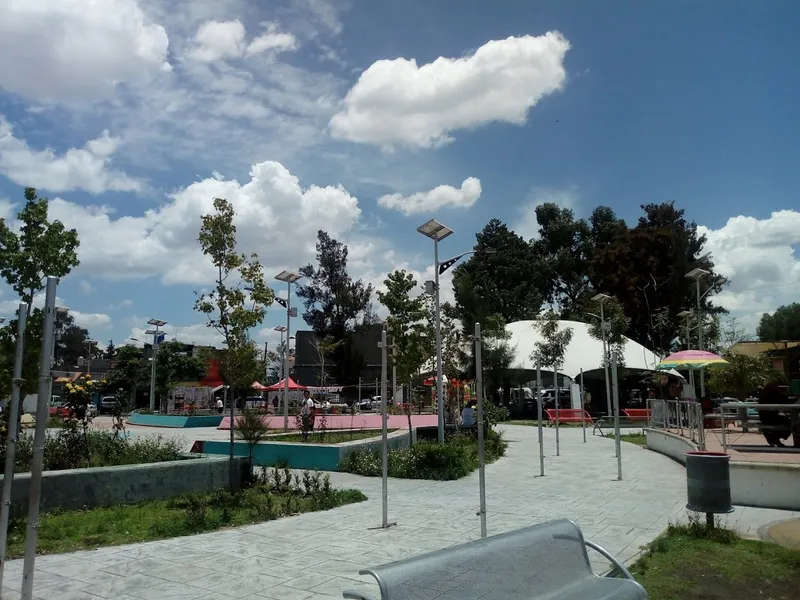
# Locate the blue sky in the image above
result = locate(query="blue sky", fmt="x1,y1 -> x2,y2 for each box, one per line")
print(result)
0,0 -> 798,351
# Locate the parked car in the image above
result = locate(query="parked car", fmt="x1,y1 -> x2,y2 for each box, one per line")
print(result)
99,396 -> 118,414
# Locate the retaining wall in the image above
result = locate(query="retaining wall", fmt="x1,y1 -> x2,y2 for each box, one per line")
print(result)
644,428 -> 800,511
200,428 -> 414,471
128,413 -> 224,428
0,455 -> 249,512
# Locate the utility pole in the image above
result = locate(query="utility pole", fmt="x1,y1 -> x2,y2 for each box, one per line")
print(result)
475,323 -> 487,538
373,326 -> 396,530
536,359 -> 544,477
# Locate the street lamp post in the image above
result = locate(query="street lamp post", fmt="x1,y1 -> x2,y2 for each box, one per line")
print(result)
145,319 -> 167,412
85,339 -> 98,378
274,326 -> 287,411
592,294 -> 614,421
686,268 -> 710,398
275,270 -> 303,432
678,310 -> 696,392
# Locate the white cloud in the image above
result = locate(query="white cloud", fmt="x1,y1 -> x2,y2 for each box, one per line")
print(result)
38,160 -> 364,284
699,210 -> 800,334
125,321 -> 283,350
378,177 -> 481,216
186,19 -> 297,62
0,0 -> 171,103
514,185 -> 578,240
0,116 -> 143,194
78,280 -> 95,295
0,293 -> 111,332
329,32 -> 570,148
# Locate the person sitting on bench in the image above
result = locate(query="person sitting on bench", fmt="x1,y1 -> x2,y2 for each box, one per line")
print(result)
461,401 -> 476,429
758,381 -> 791,447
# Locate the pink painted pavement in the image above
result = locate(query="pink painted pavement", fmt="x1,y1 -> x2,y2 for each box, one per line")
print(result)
217,413 -> 438,430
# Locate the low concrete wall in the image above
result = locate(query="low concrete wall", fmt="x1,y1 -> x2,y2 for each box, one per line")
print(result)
128,413 -> 224,428
201,428 -> 413,471
0,455 -> 249,512
644,428 -> 800,511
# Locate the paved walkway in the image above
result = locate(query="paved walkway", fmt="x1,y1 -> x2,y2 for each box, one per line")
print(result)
4,426 -> 798,600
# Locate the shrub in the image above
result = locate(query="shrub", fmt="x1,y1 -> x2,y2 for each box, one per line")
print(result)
340,430 -> 507,480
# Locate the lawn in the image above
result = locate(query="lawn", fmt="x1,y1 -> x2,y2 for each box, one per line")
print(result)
264,429 -> 395,444
5,468 -> 366,558
609,432 -> 646,446
631,522 -> 800,600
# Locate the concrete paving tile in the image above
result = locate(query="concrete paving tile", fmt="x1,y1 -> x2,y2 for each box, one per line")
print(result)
128,580 -> 211,600
248,585 -> 314,600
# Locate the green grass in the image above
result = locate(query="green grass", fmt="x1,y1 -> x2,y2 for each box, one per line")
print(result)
340,430 -> 508,480
609,432 -> 646,446
5,470 -> 366,558
264,429 -> 396,444
631,521 -> 800,600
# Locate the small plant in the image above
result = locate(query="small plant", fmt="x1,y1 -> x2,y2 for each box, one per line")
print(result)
234,408 -> 269,469
184,497 -> 208,530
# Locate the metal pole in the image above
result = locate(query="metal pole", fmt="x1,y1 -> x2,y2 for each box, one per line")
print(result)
227,386 -> 233,460
475,323 -> 487,538
21,276 -> 57,600
283,281 -> 291,432
600,303 -> 612,420
380,327 -> 389,528
696,279 -> 705,398
149,328 -> 158,412
263,341 -> 268,386
0,303 -> 27,588
392,348 -> 397,406
433,238 -> 445,443
580,368 -> 586,443
554,369 -> 560,456
611,349 -> 622,481
358,376 -> 362,409
536,359 -> 544,477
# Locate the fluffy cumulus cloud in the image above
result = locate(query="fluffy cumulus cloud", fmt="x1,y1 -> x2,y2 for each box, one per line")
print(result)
377,177 -> 481,216
185,19 -> 297,62
0,293 -> 111,331
329,32 -> 571,148
125,320 -> 285,349
0,117 -> 143,193
0,0 -> 171,103
700,210 -> 800,333
35,160 -> 363,285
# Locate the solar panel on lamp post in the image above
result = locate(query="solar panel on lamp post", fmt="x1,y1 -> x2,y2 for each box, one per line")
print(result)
417,219 -> 453,443
685,268 -> 709,398
146,319 -> 167,412
275,271 -> 302,432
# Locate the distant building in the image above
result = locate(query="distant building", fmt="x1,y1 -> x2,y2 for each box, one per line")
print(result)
729,340 -> 800,393
293,325 -> 382,388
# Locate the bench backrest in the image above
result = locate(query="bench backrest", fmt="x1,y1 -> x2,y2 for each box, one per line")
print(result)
623,409 -> 650,418
362,519 -> 597,599
545,409 -> 589,421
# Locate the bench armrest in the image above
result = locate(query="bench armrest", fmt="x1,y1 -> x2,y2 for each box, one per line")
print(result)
552,534 -> 636,581
343,590 -> 377,600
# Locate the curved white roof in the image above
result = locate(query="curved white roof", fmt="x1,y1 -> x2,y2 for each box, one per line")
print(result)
505,319 -> 680,380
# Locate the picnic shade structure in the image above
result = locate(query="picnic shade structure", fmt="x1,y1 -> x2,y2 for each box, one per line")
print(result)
657,350 -> 729,398
263,377 -> 306,392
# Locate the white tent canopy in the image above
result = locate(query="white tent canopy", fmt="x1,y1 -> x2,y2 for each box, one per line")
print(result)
505,319 -> 682,380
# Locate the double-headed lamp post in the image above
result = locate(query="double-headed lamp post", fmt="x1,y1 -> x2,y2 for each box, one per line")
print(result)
418,218 -> 497,443
686,268 -> 709,397
275,270 -> 302,432
145,318 -> 167,412
591,293 -> 614,419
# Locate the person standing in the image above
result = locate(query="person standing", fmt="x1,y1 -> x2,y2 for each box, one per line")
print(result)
300,390 -> 316,437
216,397 -> 224,415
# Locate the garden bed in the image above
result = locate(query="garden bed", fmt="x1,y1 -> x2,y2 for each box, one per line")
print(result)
264,429 -> 396,444
339,430 -> 508,480
631,521 -> 800,599
4,468 -> 366,557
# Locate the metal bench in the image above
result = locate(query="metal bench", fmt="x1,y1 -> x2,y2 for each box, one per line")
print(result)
544,409 -> 593,426
622,408 -> 650,422
342,519 -> 647,599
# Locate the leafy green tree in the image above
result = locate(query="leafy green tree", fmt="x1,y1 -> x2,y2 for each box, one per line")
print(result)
757,303 -> 800,341
585,296 -> 630,368
452,219 -> 545,331
103,345 -> 148,406
531,310 -> 574,389
194,198 -> 274,407
708,351 -> 782,401
104,340 -> 117,360
377,270 -> 431,384
296,230 -> 374,383
154,341 -> 206,403
0,187 -> 81,394
0,187 -> 80,312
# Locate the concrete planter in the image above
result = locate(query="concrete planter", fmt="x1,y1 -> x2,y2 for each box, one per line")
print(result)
128,413 -> 224,428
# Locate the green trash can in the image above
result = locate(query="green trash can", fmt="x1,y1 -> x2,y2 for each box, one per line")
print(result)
685,451 -> 734,526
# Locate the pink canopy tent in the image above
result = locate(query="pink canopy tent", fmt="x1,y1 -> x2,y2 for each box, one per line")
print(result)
264,377 -> 306,391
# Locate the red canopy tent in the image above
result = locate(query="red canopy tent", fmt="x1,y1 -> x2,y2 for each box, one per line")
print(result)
251,382 -> 269,391
264,377 -> 306,391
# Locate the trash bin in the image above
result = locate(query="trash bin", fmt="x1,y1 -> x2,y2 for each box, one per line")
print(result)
685,451 -> 734,521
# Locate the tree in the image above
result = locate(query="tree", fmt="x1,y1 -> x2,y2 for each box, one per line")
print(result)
234,408 -> 270,470
452,219 -> 545,332
308,334 -> 341,386
296,230 -> 374,383
585,296 -> 630,369
0,187 -> 80,312
154,341 -> 206,404
590,202 -> 727,355
531,310 -> 574,389
758,303 -> 800,341
104,345 -> 148,406
708,351 -> 781,401
104,340 -> 117,360
194,198 -> 274,407
52,311 -> 91,369
377,270 -> 431,385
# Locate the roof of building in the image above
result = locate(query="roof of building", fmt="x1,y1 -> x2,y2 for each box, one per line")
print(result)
505,319 -> 681,379
729,340 -> 800,357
